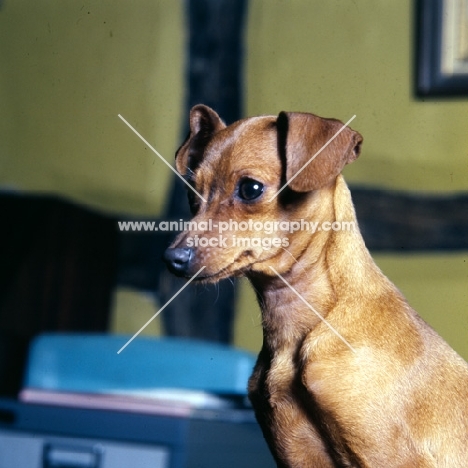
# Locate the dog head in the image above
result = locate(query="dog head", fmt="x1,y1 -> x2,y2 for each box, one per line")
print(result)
163,104 -> 362,282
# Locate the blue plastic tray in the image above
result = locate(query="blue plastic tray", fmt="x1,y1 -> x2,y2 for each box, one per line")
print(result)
24,334 -> 256,395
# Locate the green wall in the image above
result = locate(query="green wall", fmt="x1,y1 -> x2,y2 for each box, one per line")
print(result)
0,0 -> 184,215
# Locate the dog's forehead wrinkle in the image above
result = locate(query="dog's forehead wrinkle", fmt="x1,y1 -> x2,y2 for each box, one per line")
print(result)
197,123 -> 279,190
234,117 -> 277,148
207,123 -> 270,163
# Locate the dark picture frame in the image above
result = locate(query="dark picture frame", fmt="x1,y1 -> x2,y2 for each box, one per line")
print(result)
416,0 -> 468,97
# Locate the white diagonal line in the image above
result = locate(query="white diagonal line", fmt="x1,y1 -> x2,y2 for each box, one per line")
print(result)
117,266 -> 206,354
118,114 -> 207,203
269,266 -> 356,353
269,115 -> 356,202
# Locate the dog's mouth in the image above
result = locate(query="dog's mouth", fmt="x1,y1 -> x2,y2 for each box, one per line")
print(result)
174,248 -> 284,284
180,254 -> 253,284
190,266 -> 247,283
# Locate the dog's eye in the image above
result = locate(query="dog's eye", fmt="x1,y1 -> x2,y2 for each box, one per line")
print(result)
238,178 -> 264,201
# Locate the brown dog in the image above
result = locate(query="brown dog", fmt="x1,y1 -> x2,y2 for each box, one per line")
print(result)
164,105 -> 468,467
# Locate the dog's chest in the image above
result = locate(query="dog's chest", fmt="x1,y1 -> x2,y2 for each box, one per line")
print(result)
249,351 -> 346,467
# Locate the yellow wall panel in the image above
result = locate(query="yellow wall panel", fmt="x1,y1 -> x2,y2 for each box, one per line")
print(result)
0,0 -> 184,215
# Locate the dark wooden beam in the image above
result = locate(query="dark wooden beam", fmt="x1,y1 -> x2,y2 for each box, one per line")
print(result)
158,0 -> 247,343
352,187 -> 468,251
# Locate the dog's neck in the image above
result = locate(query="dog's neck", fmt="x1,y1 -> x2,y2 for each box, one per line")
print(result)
249,176 -> 377,352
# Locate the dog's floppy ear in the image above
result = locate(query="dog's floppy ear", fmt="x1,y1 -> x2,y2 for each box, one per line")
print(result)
175,104 -> 226,175
277,111 -> 362,192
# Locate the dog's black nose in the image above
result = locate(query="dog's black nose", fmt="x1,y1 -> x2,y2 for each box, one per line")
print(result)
163,247 -> 193,276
